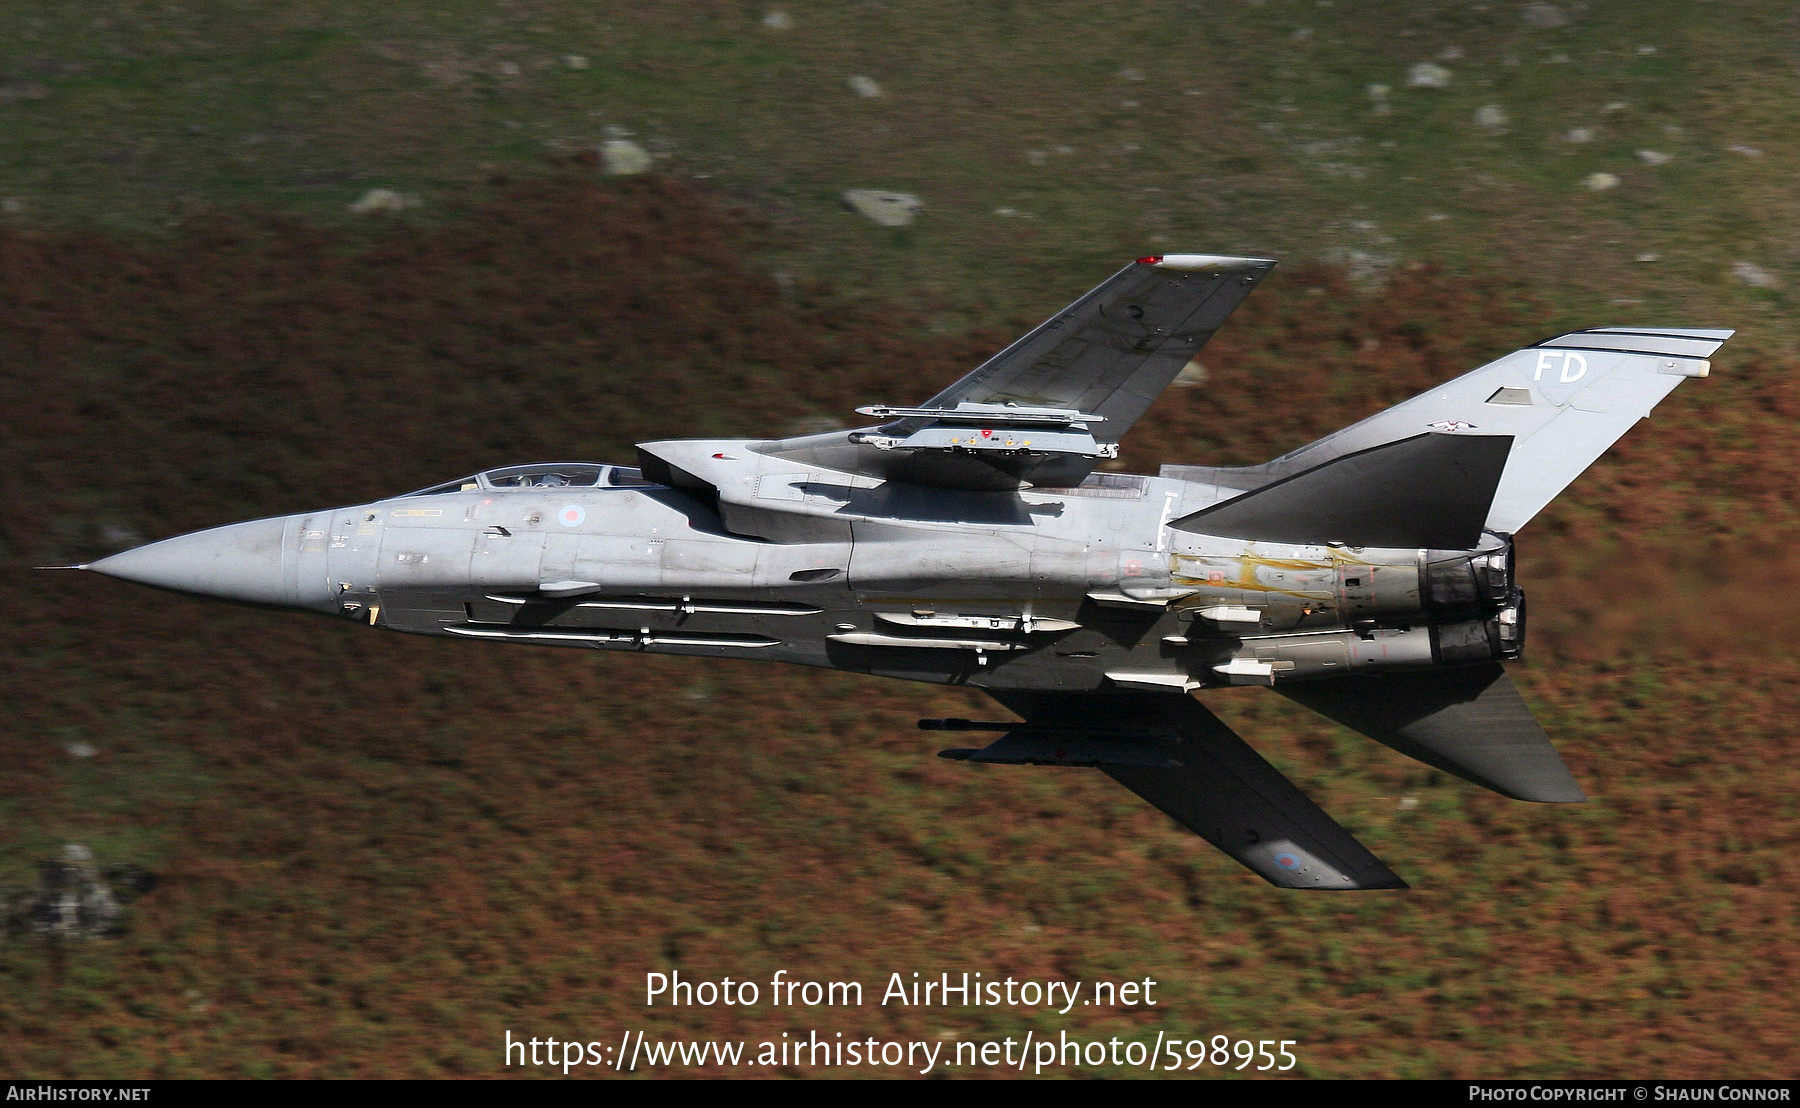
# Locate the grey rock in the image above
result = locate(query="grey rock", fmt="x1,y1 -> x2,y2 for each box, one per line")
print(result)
349,188 -> 418,214
5,844 -> 131,942
841,189 -> 922,227
1732,261 -> 1782,289
600,139 -> 653,175
1522,3 -> 1570,29
1407,62 -> 1451,89
1329,248 -> 1397,288
1474,105 -> 1509,131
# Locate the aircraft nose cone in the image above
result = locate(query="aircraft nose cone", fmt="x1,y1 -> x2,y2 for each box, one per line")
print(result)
87,515 -> 326,610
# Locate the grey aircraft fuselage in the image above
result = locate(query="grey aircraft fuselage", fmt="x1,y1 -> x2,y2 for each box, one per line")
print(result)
77,254 -> 1729,889
140,461 -> 1508,696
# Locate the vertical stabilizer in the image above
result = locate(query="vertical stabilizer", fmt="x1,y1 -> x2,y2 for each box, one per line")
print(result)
1171,328 -> 1730,534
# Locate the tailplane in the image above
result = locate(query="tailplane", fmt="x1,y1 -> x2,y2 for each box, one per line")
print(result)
1279,664 -> 1584,803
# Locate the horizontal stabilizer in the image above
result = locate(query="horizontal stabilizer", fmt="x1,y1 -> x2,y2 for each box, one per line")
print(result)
986,691 -> 1407,890
1278,663 -> 1584,802
1169,433 -> 1513,549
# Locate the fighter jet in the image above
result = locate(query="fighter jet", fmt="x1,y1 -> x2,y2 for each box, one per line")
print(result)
76,255 -> 1730,889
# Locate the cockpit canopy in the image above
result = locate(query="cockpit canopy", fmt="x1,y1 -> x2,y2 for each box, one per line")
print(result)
402,463 -> 657,496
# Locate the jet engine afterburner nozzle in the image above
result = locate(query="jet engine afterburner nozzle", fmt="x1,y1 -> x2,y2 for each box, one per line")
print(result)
1424,532 -> 1516,614
1423,535 -> 1525,665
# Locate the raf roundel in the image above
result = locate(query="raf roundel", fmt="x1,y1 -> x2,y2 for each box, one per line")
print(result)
557,504 -> 586,528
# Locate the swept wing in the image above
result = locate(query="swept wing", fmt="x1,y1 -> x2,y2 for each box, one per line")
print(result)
964,690 -> 1406,890
908,254 -> 1276,446
757,254 -> 1276,490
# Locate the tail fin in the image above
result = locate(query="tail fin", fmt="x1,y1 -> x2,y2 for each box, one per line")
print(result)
1175,328 -> 1730,534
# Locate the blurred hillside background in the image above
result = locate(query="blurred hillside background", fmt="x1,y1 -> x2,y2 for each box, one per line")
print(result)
2,0 -> 1797,1078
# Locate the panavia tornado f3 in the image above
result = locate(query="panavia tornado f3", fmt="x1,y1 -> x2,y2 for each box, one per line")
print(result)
78,255 -> 1731,889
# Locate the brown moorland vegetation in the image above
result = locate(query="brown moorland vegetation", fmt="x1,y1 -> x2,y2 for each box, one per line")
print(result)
2,178 -> 1796,1078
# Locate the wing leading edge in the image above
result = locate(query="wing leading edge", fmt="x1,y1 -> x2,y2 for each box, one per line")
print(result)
912,254 -> 1276,447
972,690 -> 1406,890
757,254 -> 1276,491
